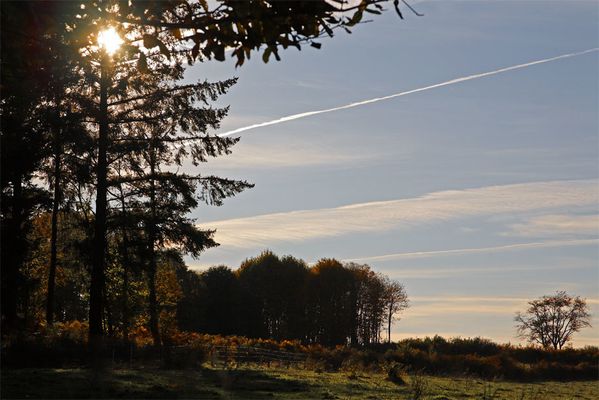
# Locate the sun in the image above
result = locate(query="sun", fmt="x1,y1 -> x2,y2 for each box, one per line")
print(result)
97,27 -> 124,55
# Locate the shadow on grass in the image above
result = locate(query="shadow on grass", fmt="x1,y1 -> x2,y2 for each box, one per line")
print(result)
1,368 -> 222,399
2,367 -> 310,399
201,367 -> 309,394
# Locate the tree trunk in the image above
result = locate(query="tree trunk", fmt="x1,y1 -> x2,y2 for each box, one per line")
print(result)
118,185 -> 131,344
387,307 -> 392,343
147,139 -> 161,347
89,56 -> 109,352
122,256 -> 130,342
147,259 -> 160,346
46,127 -> 61,325
349,289 -> 358,346
104,288 -> 114,336
1,172 -> 23,332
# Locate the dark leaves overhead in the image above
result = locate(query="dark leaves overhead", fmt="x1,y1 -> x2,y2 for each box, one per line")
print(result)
111,0 -> 407,66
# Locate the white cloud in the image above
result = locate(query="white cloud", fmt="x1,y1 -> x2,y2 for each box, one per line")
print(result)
200,180 -> 598,248
405,302 -> 520,318
206,142 -> 378,169
402,295 -> 599,322
507,214 -> 599,238
372,258 -> 596,279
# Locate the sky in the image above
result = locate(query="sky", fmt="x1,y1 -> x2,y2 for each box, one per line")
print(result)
184,0 -> 599,346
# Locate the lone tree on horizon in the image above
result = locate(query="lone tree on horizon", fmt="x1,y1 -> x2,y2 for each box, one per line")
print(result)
515,291 -> 592,350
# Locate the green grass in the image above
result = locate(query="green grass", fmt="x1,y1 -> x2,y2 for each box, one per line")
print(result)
2,365 -> 597,399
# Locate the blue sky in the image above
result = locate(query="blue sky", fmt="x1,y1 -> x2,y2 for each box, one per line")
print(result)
184,1 -> 599,346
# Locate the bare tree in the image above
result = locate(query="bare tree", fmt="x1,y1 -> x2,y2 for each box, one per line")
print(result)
515,291 -> 592,349
382,278 -> 409,343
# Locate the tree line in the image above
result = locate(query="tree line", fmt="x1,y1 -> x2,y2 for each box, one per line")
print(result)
21,222 -> 409,347
186,252 -> 408,346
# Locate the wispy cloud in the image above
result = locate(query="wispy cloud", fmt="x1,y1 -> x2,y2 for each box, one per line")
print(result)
200,180 -> 598,248
345,239 -> 599,263
405,303 -> 521,318
404,296 -> 599,318
506,214 -> 599,238
218,48 -> 598,137
411,296 -> 529,303
372,259 -> 596,279
206,142 -> 379,169
401,296 -> 531,324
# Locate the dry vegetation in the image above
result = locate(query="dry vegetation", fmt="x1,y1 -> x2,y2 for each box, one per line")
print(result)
2,365 -> 597,399
3,330 -> 598,399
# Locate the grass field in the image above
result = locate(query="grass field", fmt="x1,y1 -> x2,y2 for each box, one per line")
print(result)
2,365 -> 597,399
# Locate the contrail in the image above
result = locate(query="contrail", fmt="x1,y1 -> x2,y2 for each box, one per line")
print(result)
342,238 -> 599,263
218,48 -> 598,137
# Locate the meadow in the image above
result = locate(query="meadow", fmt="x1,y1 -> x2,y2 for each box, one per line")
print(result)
2,365 -> 597,399
3,331 -> 598,399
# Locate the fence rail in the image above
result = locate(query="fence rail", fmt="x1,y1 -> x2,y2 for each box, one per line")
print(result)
206,345 -> 307,366
82,342 -> 309,368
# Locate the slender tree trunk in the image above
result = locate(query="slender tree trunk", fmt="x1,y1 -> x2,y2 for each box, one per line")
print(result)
147,259 -> 160,346
387,307 -> 392,343
118,185 -> 131,343
122,255 -> 130,342
46,126 -> 61,325
89,56 -> 109,350
1,172 -> 23,332
147,139 -> 161,347
349,289 -> 358,346
104,287 -> 114,337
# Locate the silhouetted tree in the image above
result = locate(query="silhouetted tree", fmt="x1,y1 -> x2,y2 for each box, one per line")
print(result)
39,48 -> 90,326
307,259 -> 355,345
237,251 -> 309,340
23,212 -> 91,325
347,263 -> 383,345
1,2 -> 54,332
382,277 -> 409,343
201,266 -> 240,335
515,291 -> 592,349
174,262 -> 205,333
109,74 -> 250,345
65,14 -> 252,346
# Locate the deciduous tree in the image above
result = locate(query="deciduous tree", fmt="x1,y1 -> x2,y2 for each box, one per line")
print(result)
515,291 -> 591,350
382,277 -> 408,343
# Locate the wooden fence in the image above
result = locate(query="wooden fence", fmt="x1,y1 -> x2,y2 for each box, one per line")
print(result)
206,345 -> 307,367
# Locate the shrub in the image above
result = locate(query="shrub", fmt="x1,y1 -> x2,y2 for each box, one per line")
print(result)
161,345 -> 206,369
408,371 -> 429,400
386,363 -> 406,385
3,329 -> 597,381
